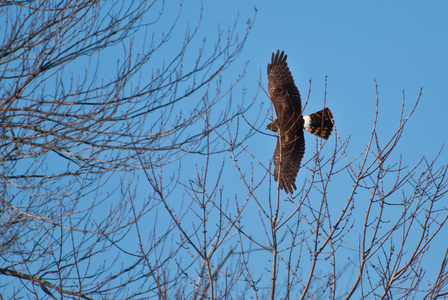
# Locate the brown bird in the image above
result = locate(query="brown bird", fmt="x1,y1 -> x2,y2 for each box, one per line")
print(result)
266,50 -> 334,194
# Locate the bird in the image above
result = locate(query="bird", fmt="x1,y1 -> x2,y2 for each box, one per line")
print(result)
266,50 -> 334,194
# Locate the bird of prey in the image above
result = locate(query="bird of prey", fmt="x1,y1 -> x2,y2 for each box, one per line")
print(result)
266,50 -> 334,194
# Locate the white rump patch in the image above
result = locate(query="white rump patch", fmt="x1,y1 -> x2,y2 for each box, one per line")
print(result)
303,115 -> 311,130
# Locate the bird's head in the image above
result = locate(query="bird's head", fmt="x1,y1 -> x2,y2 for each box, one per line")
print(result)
266,121 -> 279,132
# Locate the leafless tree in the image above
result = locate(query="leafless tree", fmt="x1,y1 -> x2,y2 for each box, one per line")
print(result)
222,79 -> 448,299
1,0 -> 258,298
134,74 -> 448,299
2,1 -> 448,299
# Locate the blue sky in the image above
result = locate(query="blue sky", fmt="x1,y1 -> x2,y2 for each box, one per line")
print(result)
245,2 -> 445,157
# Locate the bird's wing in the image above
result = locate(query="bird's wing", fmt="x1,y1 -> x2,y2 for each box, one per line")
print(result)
267,50 -> 302,123
273,130 -> 305,194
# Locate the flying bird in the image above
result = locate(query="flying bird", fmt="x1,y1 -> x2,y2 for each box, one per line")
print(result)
266,50 -> 334,194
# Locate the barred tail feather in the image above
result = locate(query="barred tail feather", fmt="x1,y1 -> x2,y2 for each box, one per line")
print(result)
303,108 -> 334,140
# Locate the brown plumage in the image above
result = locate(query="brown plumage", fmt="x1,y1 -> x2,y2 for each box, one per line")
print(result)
266,50 -> 334,194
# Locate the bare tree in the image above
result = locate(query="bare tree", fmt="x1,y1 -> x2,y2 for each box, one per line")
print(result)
1,0 -> 258,298
138,74 -> 448,299
220,79 -> 448,299
2,1 -> 448,299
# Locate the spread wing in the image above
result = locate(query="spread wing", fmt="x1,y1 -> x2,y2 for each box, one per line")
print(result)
273,131 -> 305,194
267,50 -> 305,194
267,50 -> 302,124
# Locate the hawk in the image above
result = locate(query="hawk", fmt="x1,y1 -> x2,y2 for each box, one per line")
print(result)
266,50 -> 334,194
